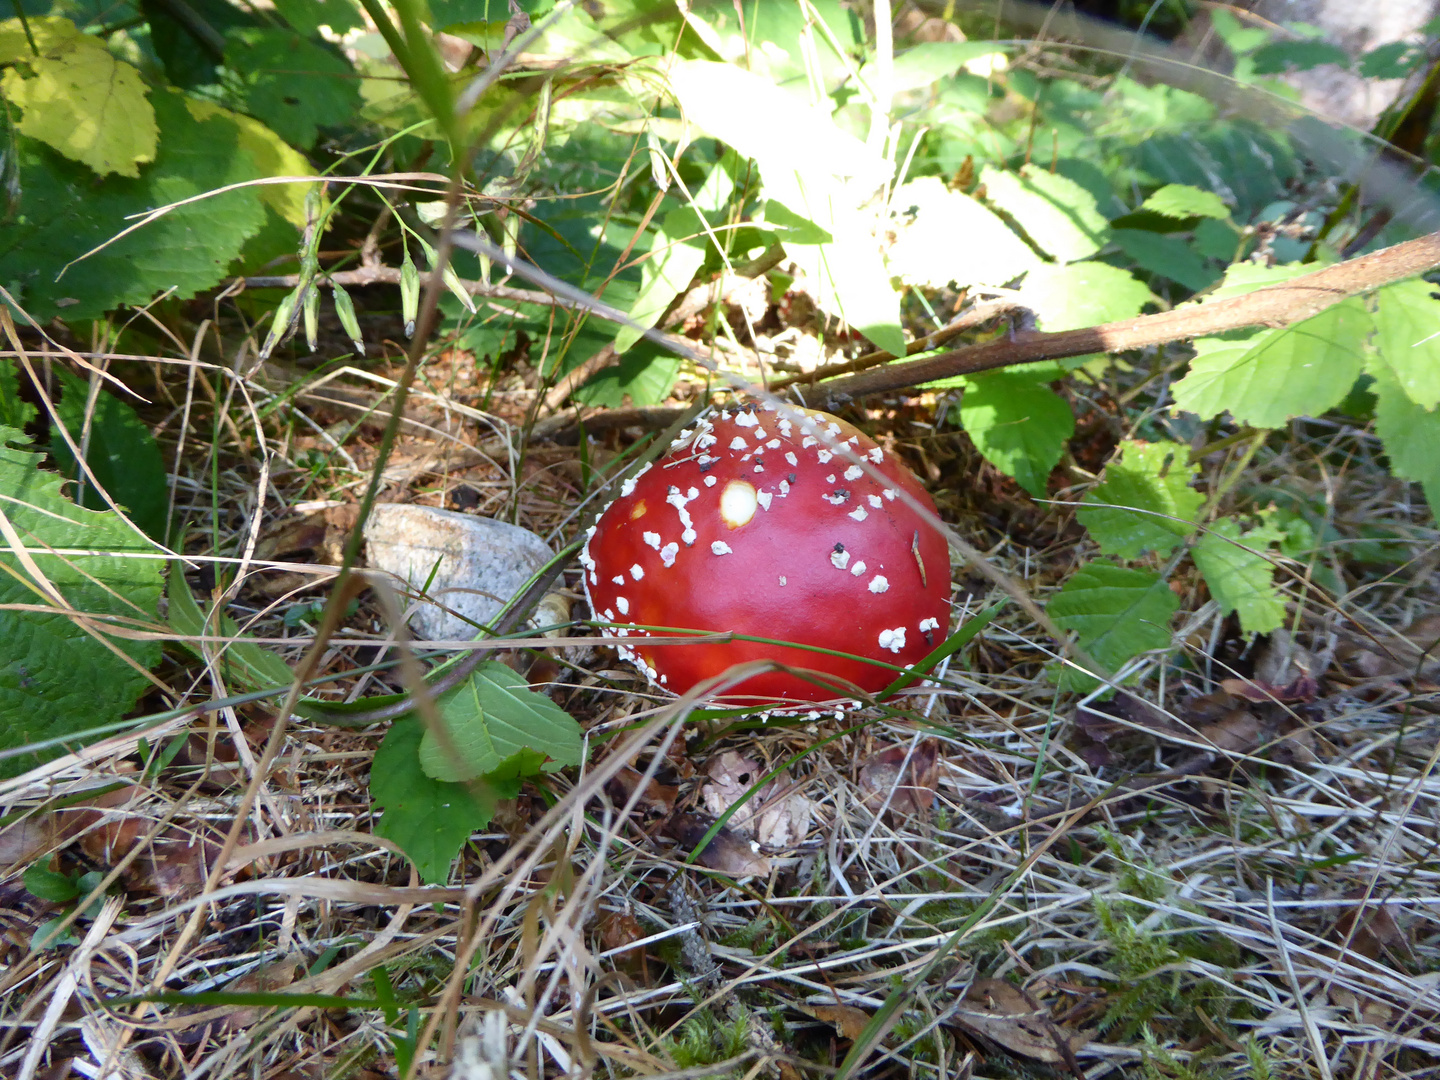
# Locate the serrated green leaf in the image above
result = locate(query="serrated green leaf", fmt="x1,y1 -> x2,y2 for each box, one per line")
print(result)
0,364 -> 36,431
1141,183 -> 1232,221
1369,279 -> 1440,411
167,566 -> 296,693
185,99 -> 317,230
1048,562 -> 1179,692
224,29 -> 360,150
1172,297 -> 1371,426
980,163 -> 1108,263
1110,229 -> 1219,292
1192,517 -> 1286,634
888,177 -> 1041,291
48,367 -> 169,542
1079,440 -> 1202,558
0,426 -> 162,778
1019,261 -> 1151,332
0,89 -> 268,323
1197,260 -> 1310,302
417,660 -> 582,783
956,373 -> 1073,498
0,19 -> 156,177
23,864 -> 78,902
1372,367 -> 1440,515
370,716 -> 516,885
1358,41 -> 1425,80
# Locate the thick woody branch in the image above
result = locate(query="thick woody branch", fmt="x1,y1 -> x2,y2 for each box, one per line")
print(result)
808,230 -> 1440,407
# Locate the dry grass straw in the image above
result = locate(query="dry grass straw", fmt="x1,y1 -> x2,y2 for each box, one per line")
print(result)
2,287 -> 1439,1080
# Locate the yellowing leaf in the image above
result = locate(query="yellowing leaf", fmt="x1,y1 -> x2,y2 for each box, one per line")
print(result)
0,27 -> 156,177
0,15 -> 82,61
185,98 -> 315,229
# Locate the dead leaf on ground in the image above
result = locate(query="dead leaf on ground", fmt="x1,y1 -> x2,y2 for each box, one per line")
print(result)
598,905 -> 648,976
797,1003 -> 871,1042
606,766 -> 679,815
663,813 -> 770,878
700,751 -> 812,850
948,979 -> 1089,1065
859,739 -> 941,817
1337,614 -> 1440,682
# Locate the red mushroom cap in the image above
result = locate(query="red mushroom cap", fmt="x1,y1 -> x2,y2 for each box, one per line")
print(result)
581,404 -> 951,706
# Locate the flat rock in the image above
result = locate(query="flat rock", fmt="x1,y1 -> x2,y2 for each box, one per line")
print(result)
363,504 -> 552,642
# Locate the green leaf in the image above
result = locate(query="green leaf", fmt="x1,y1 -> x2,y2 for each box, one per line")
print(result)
869,41 -> 1009,93
0,18 -> 157,178
614,197 -> 716,355
272,0 -> 363,37
48,367 -> 169,542
1193,218 -> 1244,262
0,426 -> 163,779
0,88 -> 268,323
574,340 -> 681,408
1048,562 -> 1179,692
185,99 -> 317,230
666,60 -> 902,355
1078,439 -> 1203,558
1172,297 -> 1372,427
1372,367 -> 1440,515
980,163 -> 1108,263
225,29 -> 360,150
0,363 -> 36,431
888,177 -> 1041,291
1358,41 -> 1425,79
370,716 -> 520,885
417,660 -> 582,783
1140,183 -> 1232,221
1250,40 -> 1350,74
23,864 -> 79,902
956,373 -> 1073,498
1110,229 -> 1219,292
1019,261 -> 1151,332
167,565 -> 296,693
1192,516 -> 1286,634
1370,279 -> 1440,411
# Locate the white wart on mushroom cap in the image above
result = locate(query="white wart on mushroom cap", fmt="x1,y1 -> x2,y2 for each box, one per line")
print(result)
581,403 -> 952,705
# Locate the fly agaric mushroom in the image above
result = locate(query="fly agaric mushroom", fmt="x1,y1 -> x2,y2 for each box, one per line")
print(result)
581,403 -> 951,706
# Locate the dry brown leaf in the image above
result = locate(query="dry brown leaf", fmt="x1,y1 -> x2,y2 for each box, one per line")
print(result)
859,739 -> 941,817
700,751 -> 812,850
598,906 -> 648,975
798,1003 -> 871,1042
606,766 -> 679,815
663,813 -> 770,878
948,979 -> 1089,1065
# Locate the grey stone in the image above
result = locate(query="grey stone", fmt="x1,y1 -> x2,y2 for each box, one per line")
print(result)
363,504 -> 552,642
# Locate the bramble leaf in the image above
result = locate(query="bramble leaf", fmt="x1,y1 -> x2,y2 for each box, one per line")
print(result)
1141,183 -> 1231,221
370,717 -> 519,885
957,372 -> 1073,497
0,18 -> 157,177
1372,367 -> 1440,515
981,163 -> 1108,263
1048,562 -> 1179,692
0,426 -> 163,778
1110,229 -> 1218,292
1020,261 -> 1152,331
0,364 -> 36,431
1370,279 -> 1440,411
1192,516 -> 1287,634
417,660 -> 582,783
1078,440 -> 1203,559
1171,297 -> 1371,427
